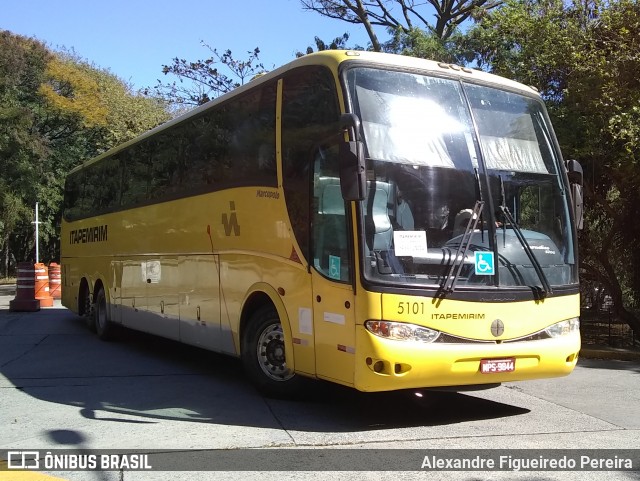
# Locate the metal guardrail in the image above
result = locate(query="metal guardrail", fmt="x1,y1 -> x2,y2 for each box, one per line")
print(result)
580,308 -> 638,348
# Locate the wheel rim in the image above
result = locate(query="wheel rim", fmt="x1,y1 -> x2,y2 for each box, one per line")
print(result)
256,322 -> 294,382
83,289 -> 92,317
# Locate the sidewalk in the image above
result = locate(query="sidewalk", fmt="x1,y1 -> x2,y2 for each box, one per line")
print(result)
579,344 -> 640,362
1,284 -> 638,362
0,283 -> 62,310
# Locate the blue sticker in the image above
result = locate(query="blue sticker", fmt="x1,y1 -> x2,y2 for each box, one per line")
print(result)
474,251 -> 495,276
328,255 -> 341,280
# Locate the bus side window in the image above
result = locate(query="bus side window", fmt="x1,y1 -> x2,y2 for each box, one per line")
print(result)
226,83 -> 277,182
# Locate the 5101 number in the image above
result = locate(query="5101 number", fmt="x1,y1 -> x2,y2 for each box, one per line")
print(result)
397,302 -> 426,315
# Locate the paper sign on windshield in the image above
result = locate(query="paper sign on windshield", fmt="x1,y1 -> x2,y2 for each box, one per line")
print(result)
394,231 -> 429,257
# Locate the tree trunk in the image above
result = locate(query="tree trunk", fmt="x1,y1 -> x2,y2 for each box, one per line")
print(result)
599,246 -> 640,338
354,0 -> 382,51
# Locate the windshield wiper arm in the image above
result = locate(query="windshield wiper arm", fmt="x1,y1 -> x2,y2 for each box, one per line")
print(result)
441,200 -> 484,294
499,205 -> 553,296
497,175 -> 552,296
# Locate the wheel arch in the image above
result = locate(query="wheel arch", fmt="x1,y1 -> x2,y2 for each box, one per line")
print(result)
239,283 -> 295,372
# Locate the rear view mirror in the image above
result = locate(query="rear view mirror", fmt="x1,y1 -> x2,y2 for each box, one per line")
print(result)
566,159 -> 584,230
338,113 -> 366,201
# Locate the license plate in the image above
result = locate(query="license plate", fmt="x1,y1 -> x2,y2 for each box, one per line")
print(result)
480,358 -> 515,374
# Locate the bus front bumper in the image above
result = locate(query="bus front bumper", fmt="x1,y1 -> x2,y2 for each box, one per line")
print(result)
353,325 -> 581,392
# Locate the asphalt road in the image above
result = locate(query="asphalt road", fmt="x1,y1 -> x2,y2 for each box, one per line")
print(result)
0,288 -> 639,481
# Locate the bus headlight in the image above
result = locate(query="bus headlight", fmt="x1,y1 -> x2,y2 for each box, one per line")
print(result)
365,320 -> 441,343
544,317 -> 580,337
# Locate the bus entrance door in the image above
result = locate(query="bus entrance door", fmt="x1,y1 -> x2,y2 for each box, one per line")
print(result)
311,176 -> 356,386
312,272 -> 356,386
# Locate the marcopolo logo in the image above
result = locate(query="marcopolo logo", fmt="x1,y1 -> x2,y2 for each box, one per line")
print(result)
491,319 -> 505,337
222,201 -> 240,237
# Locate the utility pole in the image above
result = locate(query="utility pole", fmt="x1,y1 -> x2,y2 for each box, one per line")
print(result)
32,202 -> 41,264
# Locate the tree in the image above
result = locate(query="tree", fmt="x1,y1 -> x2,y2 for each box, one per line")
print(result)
296,33 -> 353,57
383,24 -> 474,62
149,42 -> 266,107
469,0 -> 640,336
0,30 -> 170,275
68,54 -> 170,149
300,0 -> 502,52
39,57 -> 110,129
0,31 -> 51,274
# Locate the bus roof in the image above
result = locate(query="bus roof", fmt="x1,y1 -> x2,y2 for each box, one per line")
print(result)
68,50 -> 540,175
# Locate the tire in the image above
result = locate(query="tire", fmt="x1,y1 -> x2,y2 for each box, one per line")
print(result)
242,305 -> 303,398
93,287 -> 115,341
80,283 -> 95,331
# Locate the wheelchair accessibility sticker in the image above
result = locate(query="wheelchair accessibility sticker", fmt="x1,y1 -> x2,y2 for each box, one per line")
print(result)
329,255 -> 341,280
474,251 -> 495,276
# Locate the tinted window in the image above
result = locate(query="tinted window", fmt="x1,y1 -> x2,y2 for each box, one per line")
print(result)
281,66 -> 340,267
64,80 -> 278,220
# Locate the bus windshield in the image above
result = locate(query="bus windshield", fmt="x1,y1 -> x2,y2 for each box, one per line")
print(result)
345,67 -> 578,290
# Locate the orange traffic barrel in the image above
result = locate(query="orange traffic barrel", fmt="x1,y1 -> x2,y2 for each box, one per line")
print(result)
9,262 -> 40,312
49,262 -> 62,299
34,262 -> 54,308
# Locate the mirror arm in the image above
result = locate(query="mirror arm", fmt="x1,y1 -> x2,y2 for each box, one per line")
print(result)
338,113 -> 366,201
340,113 -> 361,142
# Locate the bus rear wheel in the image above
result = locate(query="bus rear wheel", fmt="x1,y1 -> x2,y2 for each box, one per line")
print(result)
93,287 -> 114,340
242,306 -> 302,397
80,282 -> 94,331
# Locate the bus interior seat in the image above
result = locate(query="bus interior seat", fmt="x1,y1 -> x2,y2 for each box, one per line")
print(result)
369,182 -> 393,251
453,208 -> 473,238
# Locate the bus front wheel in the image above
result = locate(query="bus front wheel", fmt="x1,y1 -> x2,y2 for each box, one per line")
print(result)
242,306 -> 302,397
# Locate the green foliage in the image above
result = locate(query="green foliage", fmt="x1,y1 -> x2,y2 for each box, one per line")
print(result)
0,30 -> 170,275
468,0 -> 582,102
383,26 -> 475,63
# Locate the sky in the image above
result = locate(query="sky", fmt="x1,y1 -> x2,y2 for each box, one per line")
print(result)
1,0 -> 377,91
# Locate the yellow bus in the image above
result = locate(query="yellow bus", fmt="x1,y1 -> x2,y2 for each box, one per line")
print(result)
61,50 -> 583,397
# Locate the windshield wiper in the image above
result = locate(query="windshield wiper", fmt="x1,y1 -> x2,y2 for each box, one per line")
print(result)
441,200 -> 484,294
498,176 -> 552,296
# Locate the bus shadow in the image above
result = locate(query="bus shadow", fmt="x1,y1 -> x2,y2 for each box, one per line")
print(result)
269,382 -> 529,432
1,307 -> 529,435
